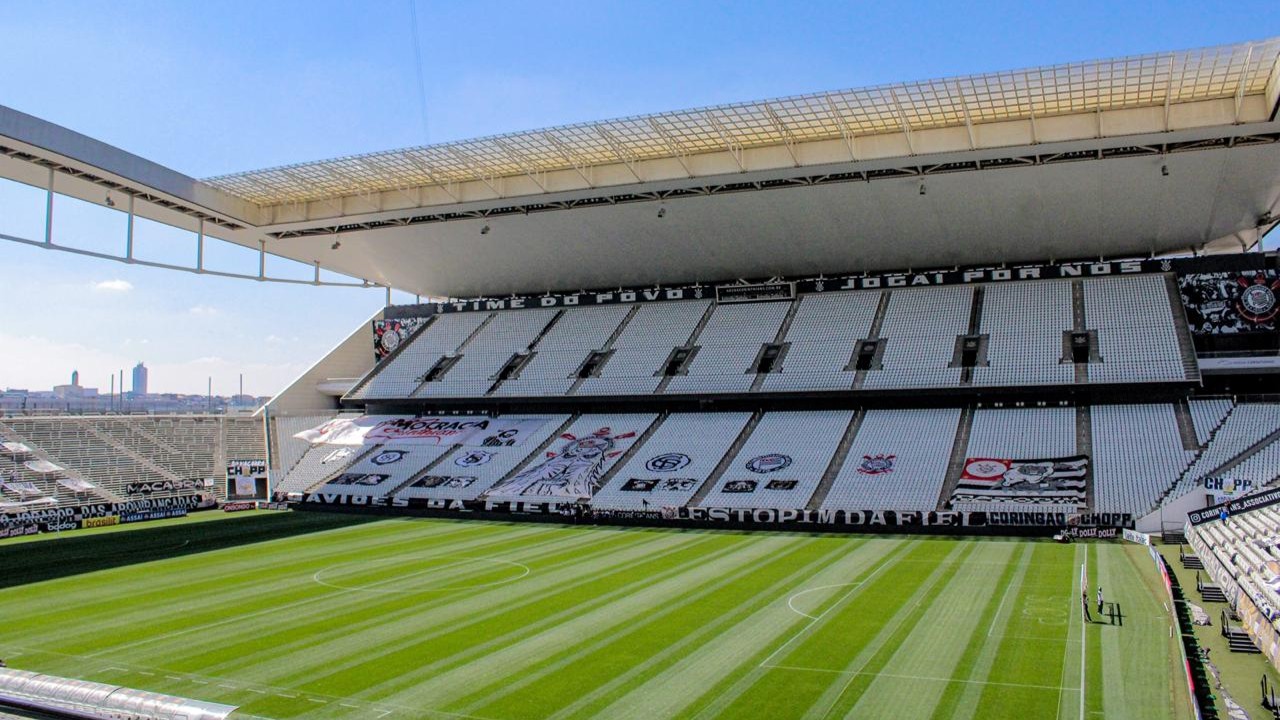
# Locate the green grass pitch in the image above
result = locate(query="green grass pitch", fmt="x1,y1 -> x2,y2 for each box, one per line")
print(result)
0,511 -> 1191,719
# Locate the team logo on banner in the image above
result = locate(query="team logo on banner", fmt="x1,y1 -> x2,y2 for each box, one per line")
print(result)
371,450 -> 408,466
411,475 -> 477,489
746,454 -> 791,474
857,454 -> 896,474
454,450 -> 495,467
723,480 -> 758,493
951,455 -> 1089,505
1236,273 -> 1280,323
661,478 -> 698,492
322,447 -> 355,464
480,430 -> 521,447
621,478 -> 660,492
765,480 -> 799,491
328,473 -> 391,487
486,426 -> 637,499
645,453 -> 691,472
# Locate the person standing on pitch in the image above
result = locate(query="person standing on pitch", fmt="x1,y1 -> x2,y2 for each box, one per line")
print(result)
1096,586 -> 1104,616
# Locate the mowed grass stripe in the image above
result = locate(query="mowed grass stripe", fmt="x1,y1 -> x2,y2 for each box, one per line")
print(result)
78,522 -> 569,661
932,541 -> 1035,720
798,541 -> 978,720
581,538 -> 911,720
673,539 -> 935,720
840,541 -> 1016,719
455,537 -> 855,719
209,528 -> 705,687
968,542 -> 1076,720
21,519 -> 531,654
363,533 -> 790,708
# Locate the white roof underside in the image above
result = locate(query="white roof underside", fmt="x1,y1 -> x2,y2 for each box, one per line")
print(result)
205,37 -> 1280,206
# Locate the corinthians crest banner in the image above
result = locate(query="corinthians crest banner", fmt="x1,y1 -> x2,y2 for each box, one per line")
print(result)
951,455 -> 1088,505
294,416 -> 548,448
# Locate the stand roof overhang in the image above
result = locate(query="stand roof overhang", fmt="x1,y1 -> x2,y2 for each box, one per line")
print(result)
2,37 -> 1279,297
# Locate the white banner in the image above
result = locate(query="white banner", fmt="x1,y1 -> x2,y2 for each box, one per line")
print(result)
57,477 -> 97,492
23,459 -> 62,474
295,416 -> 548,448
487,426 -> 640,499
1,442 -> 31,455
1,480 -> 42,497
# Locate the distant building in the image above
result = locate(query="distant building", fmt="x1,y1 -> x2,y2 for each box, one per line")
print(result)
131,363 -> 148,397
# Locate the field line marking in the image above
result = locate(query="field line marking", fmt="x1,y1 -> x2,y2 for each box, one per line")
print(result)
786,583 -> 862,620
758,553 -> 900,669
988,580 -> 1016,638
1078,553 -> 1087,720
762,663 -> 1079,692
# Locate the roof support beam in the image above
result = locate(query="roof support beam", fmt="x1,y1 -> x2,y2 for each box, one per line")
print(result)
593,124 -> 644,183
704,110 -> 745,172
493,138 -> 549,192
889,89 -> 916,155
823,94 -> 858,162
646,118 -> 693,177
541,131 -> 595,187
762,103 -> 799,167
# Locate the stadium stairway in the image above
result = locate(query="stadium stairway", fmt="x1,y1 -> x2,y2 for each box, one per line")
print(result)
654,302 -> 718,394
487,309 -> 567,395
688,411 -> 762,507
1174,399 -> 1203,451
382,444 -> 459,498
594,413 -> 669,490
479,414 -> 579,499
852,291 -> 891,390
1151,404 -> 1238,512
1201,426 -> 1280,484
1198,573 -> 1229,603
749,297 -> 803,392
409,311 -> 497,397
1076,405 -> 1095,511
1164,274 -> 1202,382
958,286 -> 985,386
302,444 -> 383,494
1223,622 -> 1263,653
805,409 -> 865,510
935,406 -> 975,510
1070,280 -> 1089,384
568,306 -> 640,395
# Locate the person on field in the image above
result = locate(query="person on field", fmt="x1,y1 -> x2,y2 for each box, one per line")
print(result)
1096,586 -> 1104,615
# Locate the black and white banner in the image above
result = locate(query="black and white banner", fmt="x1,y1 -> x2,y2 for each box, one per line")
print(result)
295,416 -> 548,448
1179,270 -> 1280,335
951,455 -> 1088,505
486,426 -> 640,499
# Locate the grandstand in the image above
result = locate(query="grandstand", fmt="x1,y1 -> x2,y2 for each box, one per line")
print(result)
2,33 -> 1280,720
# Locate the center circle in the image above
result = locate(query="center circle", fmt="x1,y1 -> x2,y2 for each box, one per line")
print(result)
313,555 -> 530,594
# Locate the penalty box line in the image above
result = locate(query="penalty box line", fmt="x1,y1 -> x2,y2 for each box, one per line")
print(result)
760,663 -> 1080,693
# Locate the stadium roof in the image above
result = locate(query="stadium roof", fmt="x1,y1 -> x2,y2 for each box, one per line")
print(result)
205,38 -> 1280,206
2,37 -> 1280,297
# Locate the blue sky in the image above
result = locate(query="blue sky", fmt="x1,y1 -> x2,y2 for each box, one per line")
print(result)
1,1 -> 1276,395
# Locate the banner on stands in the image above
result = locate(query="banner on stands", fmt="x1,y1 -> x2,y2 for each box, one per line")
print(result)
294,416 -> 549,448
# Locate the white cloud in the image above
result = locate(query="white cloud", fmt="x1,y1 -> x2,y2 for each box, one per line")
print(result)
92,279 -> 134,293
188,304 -> 220,317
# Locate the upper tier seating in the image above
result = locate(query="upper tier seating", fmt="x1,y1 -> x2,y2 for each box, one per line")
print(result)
576,301 -> 711,396
416,308 -> 559,398
697,410 -> 853,509
1091,404 -> 1192,515
971,281 -> 1074,387
861,286 -> 972,389
493,306 -> 632,397
760,291 -> 879,392
1083,275 -> 1186,383
820,408 -> 961,511
355,274 -> 1195,401
591,412 -> 752,510
351,312 -> 490,399
665,302 -> 790,394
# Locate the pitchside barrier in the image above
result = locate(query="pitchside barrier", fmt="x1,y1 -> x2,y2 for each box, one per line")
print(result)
295,493 -> 1133,537
0,496 -> 210,539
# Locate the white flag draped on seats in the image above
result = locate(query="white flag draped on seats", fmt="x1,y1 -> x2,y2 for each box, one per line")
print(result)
23,459 -> 62,475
